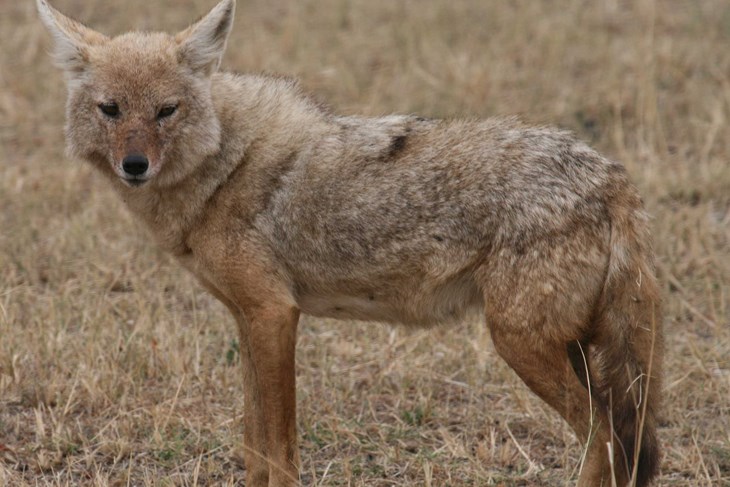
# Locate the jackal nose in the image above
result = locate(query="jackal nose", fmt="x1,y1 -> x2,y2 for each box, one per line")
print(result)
122,154 -> 149,176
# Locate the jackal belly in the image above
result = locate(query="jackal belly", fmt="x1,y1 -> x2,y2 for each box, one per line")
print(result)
294,264 -> 484,327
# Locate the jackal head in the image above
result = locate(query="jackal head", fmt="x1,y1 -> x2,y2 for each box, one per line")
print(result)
37,0 -> 235,188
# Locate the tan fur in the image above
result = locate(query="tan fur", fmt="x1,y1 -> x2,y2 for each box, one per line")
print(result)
37,1 -> 663,485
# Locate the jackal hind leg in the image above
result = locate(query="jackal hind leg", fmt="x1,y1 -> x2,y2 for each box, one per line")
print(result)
477,243 -> 617,485
487,323 -> 614,486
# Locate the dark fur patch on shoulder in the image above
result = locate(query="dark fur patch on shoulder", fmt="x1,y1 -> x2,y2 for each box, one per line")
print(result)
386,134 -> 409,159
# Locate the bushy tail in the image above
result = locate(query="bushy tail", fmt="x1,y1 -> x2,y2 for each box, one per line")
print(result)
593,187 -> 663,486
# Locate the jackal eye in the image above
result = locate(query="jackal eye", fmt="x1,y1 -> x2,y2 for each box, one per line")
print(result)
98,102 -> 120,118
157,105 -> 178,119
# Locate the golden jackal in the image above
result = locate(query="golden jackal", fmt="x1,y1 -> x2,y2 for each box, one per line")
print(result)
37,0 -> 662,485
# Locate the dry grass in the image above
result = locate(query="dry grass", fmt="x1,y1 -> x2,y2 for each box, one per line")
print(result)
1,0 -> 729,485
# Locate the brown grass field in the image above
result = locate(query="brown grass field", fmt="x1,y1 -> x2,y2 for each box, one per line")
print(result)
1,0 -> 729,485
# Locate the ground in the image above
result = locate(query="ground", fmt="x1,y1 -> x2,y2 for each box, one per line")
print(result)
0,0 -> 728,485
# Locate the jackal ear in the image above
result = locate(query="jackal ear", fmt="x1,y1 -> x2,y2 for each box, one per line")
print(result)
36,0 -> 108,76
176,0 -> 236,76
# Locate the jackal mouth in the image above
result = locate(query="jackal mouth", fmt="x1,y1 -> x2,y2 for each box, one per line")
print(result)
122,176 -> 149,187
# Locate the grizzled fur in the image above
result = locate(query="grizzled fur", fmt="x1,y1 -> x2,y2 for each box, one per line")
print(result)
37,0 -> 663,485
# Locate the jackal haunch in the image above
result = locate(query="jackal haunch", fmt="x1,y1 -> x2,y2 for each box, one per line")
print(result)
37,0 -> 662,485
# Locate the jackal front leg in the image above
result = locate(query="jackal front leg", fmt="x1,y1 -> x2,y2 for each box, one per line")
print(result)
211,255 -> 301,487
238,302 -> 300,486
195,271 -> 299,487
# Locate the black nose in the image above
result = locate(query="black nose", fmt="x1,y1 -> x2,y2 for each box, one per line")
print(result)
122,154 -> 149,176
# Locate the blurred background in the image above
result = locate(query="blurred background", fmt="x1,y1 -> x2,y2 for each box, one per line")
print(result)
1,0 -> 728,485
